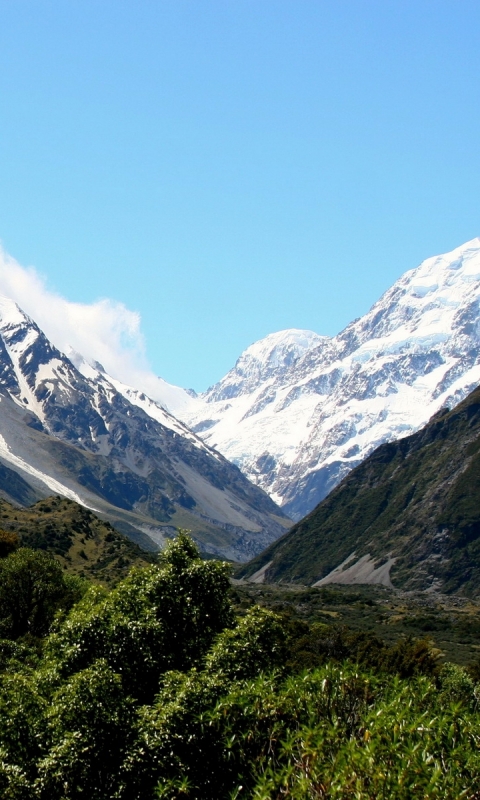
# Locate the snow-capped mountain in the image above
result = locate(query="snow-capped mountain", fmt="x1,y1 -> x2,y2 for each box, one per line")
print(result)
175,238 -> 480,520
0,297 -> 289,560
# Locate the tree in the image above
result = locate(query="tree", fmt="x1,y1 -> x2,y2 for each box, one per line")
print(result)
35,660 -> 134,800
0,548 -> 79,639
46,532 -> 234,701
120,607 -> 286,800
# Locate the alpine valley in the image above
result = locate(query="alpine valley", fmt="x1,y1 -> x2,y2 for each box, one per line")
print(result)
173,238 -> 480,520
1,237 -> 480,568
0,297 -> 289,562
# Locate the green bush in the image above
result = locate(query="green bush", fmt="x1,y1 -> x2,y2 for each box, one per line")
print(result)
0,548 -> 84,639
285,619 -> 439,678
35,659 -> 134,800
46,532 -> 233,700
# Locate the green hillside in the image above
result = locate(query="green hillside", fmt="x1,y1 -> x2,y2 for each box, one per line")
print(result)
239,384 -> 480,595
0,495 -> 152,583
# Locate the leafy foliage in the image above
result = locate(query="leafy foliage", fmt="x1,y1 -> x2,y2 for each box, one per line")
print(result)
0,548 -> 84,639
46,532 -> 233,700
35,660 -> 134,800
236,667 -> 480,800
0,533 -> 479,799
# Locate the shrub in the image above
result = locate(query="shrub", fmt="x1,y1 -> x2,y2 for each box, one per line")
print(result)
0,549 -> 82,639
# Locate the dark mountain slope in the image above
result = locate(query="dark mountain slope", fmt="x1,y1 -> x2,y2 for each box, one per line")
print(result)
0,459 -> 40,506
238,384 -> 480,595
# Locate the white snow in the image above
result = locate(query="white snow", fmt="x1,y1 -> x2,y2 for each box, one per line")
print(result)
0,295 -> 32,328
0,425 -> 88,505
241,329 -> 325,367
174,238 -> 480,514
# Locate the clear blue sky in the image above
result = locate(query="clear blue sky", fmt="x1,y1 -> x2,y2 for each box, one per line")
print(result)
1,0 -> 479,390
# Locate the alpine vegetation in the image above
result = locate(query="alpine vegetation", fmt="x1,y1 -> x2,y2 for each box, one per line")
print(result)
1,533 -> 480,799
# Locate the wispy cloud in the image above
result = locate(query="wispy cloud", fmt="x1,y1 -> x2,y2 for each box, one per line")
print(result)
0,246 -> 190,411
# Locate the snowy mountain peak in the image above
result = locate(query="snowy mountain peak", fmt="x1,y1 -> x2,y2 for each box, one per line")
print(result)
332,237 -> 480,360
395,236 -> 480,302
420,236 -> 480,275
241,328 -> 328,371
0,295 -> 32,328
204,329 -> 326,402
179,238 -> 480,520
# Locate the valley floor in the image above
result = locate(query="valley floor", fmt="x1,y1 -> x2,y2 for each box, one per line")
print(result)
232,581 -> 480,667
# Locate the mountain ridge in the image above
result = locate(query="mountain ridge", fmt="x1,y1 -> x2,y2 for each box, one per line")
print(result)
174,238 -> 480,519
0,297 -> 290,561
0,494 -> 153,582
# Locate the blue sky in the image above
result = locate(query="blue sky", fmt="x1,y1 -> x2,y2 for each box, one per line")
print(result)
0,1 -> 479,391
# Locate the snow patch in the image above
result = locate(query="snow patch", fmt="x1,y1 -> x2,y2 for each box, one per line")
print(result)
0,428 -> 88,506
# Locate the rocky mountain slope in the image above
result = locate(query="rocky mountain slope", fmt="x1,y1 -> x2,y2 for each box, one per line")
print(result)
0,297 -> 289,561
176,239 -> 480,520
238,383 -> 480,596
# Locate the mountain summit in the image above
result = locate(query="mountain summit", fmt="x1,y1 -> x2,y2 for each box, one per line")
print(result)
0,296 -> 289,560
177,238 -> 480,519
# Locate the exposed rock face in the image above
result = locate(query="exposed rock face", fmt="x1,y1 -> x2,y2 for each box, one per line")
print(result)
0,298 -> 289,560
177,239 -> 480,519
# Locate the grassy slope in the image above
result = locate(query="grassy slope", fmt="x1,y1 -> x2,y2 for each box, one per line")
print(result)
238,384 -> 480,595
0,495 -> 153,583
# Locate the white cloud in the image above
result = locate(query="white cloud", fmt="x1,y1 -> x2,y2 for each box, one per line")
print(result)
0,245 -> 192,412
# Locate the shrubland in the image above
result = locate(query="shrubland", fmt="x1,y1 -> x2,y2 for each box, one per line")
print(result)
1,535 -> 480,799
